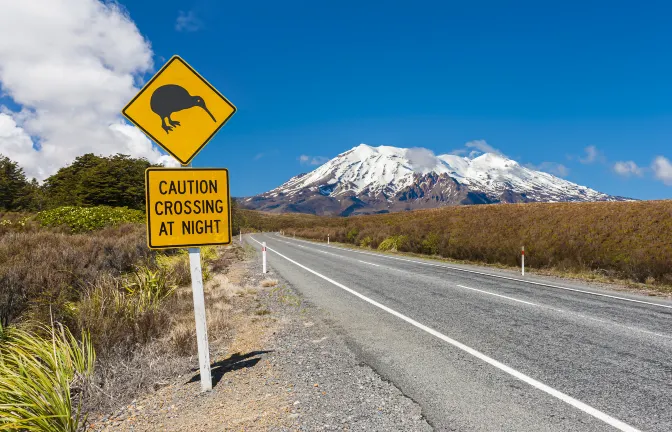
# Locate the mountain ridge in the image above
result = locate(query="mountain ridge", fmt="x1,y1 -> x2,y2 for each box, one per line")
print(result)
242,144 -> 630,216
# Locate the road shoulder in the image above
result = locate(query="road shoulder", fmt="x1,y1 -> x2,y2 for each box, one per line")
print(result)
91,244 -> 431,431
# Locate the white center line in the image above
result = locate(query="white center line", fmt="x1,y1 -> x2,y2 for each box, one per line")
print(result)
250,236 -> 640,432
358,259 -> 380,267
456,284 -> 538,306
270,236 -> 672,340
280,234 -> 672,310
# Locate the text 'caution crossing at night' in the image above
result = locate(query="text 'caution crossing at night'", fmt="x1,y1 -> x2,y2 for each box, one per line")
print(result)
145,168 -> 231,249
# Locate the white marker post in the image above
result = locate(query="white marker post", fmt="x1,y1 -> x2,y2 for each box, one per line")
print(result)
262,242 -> 267,274
239,230 -> 242,243
328,234 -> 330,245
521,246 -> 525,276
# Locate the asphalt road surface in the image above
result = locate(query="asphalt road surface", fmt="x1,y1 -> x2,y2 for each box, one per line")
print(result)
246,233 -> 672,432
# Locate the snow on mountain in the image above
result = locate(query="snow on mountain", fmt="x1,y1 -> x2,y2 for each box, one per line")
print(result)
244,144 -> 628,216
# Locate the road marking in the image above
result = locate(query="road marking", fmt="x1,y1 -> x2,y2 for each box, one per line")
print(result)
268,236 -> 672,340
280,234 -> 672,311
250,236 -> 640,432
456,284 -> 538,306
358,259 -> 380,267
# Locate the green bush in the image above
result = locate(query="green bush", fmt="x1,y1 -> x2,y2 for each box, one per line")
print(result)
378,235 -> 408,252
0,322 -> 95,432
346,227 -> 359,243
360,236 -> 373,248
36,206 -> 144,233
422,232 -> 441,255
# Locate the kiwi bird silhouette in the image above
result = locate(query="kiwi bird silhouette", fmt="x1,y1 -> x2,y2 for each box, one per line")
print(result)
150,84 -> 216,133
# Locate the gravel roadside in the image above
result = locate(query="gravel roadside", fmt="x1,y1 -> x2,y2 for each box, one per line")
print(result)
91,245 -> 431,431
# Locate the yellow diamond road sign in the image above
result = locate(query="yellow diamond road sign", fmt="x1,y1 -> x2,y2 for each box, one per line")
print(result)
123,56 -> 236,165
145,167 -> 231,249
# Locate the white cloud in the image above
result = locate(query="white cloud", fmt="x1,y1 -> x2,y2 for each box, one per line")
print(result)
613,161 -> 643,177
298,154 -> 328,166
176,10 -> 202,32
533,162 -> 570,178
651,156 -> 672,185
0,0 -> 178,180
578,145 -> 603,164
465,139 -> 502,156
405,147 -> 437,171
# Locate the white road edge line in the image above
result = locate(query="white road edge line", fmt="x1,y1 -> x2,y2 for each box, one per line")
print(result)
358,260 -> 380,267
249,236 -> 640,432
456,284 -> 538,306
281,234 -> 672,310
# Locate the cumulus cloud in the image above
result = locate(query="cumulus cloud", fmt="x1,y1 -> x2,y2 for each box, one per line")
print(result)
651,156 -> 672,185
533,162 -> 570,178
613,161 -> 643,177
448,140 -> 503,158
298,155 -> 328,166
0,0 -> 178,180
578,145 -> 603,164
405,147 -> 438,171
176,10 -> 202,32
465,139 -> 502,156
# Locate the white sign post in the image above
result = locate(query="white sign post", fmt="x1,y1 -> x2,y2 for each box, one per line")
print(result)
189,247 -> 212,392
521,246 -> 525,276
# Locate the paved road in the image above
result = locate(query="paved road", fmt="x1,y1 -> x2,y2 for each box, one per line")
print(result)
246,233 -> 672,431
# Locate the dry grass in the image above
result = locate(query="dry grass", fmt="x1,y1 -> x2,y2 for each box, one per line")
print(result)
240,201 -> 672,291
261,279 -> 279,287
0,215 -> 248,417
0,223 -> 151,327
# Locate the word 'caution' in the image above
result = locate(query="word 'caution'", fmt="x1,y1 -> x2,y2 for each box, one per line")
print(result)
145,168 -> 231,249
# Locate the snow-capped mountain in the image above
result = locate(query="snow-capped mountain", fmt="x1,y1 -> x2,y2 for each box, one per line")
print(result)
243,144 -> 629,216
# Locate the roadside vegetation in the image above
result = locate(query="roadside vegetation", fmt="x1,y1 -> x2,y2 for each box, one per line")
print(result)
0,153 -> 246,430
238,200 -> 672,293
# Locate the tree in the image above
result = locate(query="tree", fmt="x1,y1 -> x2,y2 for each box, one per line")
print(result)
0,155 -> 31,211
43,154 -> 153,210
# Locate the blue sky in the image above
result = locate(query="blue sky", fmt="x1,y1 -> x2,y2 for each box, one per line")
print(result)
2,1 -> 671,199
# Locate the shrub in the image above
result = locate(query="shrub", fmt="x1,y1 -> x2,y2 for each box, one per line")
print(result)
0,224 -> 150,327
241,201 -> 672,289
346,227 -> 359,243
75,267 -> 178,359
422,232 -> 441,255
36,206 -> 144,233
0,322 -> 95,432
378,235 -> 408,252
360,236 -> 373,248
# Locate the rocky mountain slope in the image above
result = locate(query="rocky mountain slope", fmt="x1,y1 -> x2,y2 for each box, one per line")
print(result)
242,144 -> 628,216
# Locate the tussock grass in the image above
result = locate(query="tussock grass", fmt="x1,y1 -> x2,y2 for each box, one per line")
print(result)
240,201 -> 672,291
261,279 -> 279,287
0,215 -> 244,418
0,322 -> 95,432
